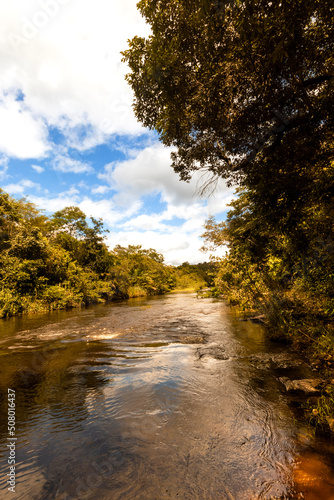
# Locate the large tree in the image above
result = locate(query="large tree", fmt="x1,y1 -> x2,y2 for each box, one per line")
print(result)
122,0 -> 334,184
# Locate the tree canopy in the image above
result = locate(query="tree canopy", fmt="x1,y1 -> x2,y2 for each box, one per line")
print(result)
122,0 -> 333,183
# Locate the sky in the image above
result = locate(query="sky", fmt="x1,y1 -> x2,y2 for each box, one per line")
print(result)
0,0 -> 233,265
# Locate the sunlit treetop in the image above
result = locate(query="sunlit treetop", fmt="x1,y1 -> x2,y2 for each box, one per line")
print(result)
122,0 -> 334,185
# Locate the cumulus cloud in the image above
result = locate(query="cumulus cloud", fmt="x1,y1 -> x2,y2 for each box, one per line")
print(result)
31,164 -> 44,173
79,197 -> 141,226
91,185 -> 110,195
100,143 -> 233,207
0,155 -> 9,180
0,91 -> 50,159
51,152 -> 93,174
21,177 -> 230,263
100,142 -> 233,217
123,214 -> 175,233
106,229 -> 225,265
27,190 -> 142,227
0,0 -> 150,160
4,178 -> 42,195
96,143 -> 233,263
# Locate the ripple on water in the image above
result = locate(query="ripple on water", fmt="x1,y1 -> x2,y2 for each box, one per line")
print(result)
1,293 -> 334,499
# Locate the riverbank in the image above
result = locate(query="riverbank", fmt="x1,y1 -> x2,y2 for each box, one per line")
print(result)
234,303 -> 334,435
0,285 -> 208,319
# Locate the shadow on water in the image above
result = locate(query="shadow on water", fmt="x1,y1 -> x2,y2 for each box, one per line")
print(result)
0,293 -> 334,499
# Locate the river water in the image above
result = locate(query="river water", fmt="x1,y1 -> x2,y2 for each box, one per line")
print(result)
1,293 -> 334,499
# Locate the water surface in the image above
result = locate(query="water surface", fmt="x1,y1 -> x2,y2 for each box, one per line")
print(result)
1,293 -> 334,499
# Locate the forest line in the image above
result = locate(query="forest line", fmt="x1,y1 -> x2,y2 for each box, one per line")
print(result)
0,188 -> 213,318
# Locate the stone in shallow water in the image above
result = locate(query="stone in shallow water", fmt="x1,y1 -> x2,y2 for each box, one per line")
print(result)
326,417 -> 334,431
248,314 -> 266,324
279,377 -> 322,395
183,336 -> 206,344
196,346 -> 229,360
248,353 -> 307,371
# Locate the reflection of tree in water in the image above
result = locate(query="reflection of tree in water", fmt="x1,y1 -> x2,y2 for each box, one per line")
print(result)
0,340 -> 112,438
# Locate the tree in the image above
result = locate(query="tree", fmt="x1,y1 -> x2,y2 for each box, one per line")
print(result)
49,206 -> 89,238
111,244 -> 174,296
0,190 -> 48,249
122,0 -> 333,183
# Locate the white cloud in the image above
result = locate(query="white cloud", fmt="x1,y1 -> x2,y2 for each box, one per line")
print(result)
51,153 -> 93,174
27,191 -> 142,227
100,142 -> 233,218
31,164 -> 44,173
91,185 -> 110,195
28,194 -> 78,213
100,143 -> 233,207
106,230 -> 224,265
0,0 -> 233,264
79,197 -> 142,226
59,186 -> 80,199
96,143 -> 233,263
24,179 -> 230,264
123,214 -> 175,233
0,155 -> 9,180
0,0 -> 150,159
4,178 -> 42,195
0,91 -> 49,159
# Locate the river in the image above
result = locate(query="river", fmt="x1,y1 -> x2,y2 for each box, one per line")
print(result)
1,293 -> 334,499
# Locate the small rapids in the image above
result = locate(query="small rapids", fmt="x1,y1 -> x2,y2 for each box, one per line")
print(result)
1,293 -> 334,499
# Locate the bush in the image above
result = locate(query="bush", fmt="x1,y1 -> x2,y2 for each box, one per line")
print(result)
128,285 -> 147,298
0,290 -> 23,317
40,285 -> 83,310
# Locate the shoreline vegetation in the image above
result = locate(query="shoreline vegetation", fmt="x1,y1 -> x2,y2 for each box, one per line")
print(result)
0,188 -> 215,319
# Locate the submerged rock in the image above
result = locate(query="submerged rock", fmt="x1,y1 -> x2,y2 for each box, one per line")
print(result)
248,354 -> 272,370
248,315 -> 266,324
248,353 -> 307,371
326,417 -> 334,433
183,336 -> 206,344
239,314 -> 266,324
196,345 -> 229,360
279,377 -> 322,395
269,353 -> 307,370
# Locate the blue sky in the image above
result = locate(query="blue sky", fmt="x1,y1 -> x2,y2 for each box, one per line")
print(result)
0,0 -> 232,264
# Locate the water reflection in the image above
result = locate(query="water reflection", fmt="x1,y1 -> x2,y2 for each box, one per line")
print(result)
0,294 -> 333,499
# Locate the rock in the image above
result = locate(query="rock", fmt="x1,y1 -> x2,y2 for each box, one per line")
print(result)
197,346 -> 229,361
326,417 -> 334,432
183,336 -> 206,344
279,377 -> 322,395
323,385 -> 334,395
248,315 -> 266,324
197,288 -> 213,297
248,354 -> 272,370
248,353 -> 307,371
269,353 -> 307,370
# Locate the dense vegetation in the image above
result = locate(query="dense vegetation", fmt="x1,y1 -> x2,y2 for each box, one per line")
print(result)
201,188 -> 334,359
0,189 -> 210,318
122,0 -> 333,183
123,0 -> 334,361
